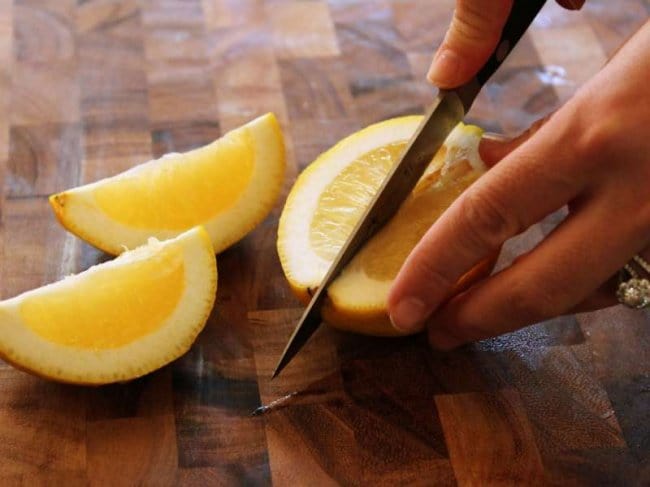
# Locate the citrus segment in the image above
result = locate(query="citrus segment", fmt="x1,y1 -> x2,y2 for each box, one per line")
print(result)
278,118 -> 493,336
310,142 -> 406,261
358,160 -> 479,281
0,227 -> 217,384
50,113 -> 285,255
278,116 -> 423,293
93,130 -> 255,230
21,244 -> 184,349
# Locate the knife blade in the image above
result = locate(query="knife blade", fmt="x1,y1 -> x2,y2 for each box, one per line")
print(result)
272,0 -> 547,379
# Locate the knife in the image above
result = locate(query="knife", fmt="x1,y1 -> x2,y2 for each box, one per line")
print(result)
272,0 -> 547,379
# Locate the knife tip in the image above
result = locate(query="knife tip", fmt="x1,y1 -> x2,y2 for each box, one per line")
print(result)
270,356 -> 289,380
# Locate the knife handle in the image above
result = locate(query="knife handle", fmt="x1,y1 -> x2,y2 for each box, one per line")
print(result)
476,0 -> 547,86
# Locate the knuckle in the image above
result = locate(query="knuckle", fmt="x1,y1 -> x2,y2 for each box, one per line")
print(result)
417,256 -> 455,292
573,116 -> 617,164
451,14 -> 498,45
454,1 -> 507,41
509,280 -> 559,323
456,189 -> 519,253
428,314 -> 486,349
569,92 -> 626,167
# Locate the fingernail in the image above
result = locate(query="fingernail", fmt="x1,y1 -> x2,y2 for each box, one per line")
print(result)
427,49 -> 462,87
478,134 -> 512,165
560,0 -> 585,11
390,297 -> 428,332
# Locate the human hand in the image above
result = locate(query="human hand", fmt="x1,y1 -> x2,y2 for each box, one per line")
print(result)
427,0 -> 585,88
388,20 -> 650,349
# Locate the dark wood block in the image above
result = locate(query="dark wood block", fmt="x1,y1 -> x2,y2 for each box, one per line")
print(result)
0,370 -> 86,478
390,0 -> 454,53
151,121 -> 221,156
82,120 -> 152,179
278,57 -> 356,122
436,389 -> 545,485
497,346 -> 626,454
86,415 -> 178,486
288,118 -> 362,171
7,123 -> 81,197
603,374 -> 650,455
13,1 -> 75,63
11,61 -> 80,126
1,198 -> 69,296
543,447 -> 650,486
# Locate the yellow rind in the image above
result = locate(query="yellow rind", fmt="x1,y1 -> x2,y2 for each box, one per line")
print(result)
0,227 -> 217,385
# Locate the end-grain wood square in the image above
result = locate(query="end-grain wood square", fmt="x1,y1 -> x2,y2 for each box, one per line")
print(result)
278,58 -> 356,121
436,389 -> 545,485
7,123 -> 81,198
0,370 -> 86,477
208,26 -> 281,89
82,121 -> 152,180
87,416 -> 178,485
11,62 -> 80,126
216,84 -> 288,132
391,0 -> 453,52
0,2 -> 11,66
75,0 -> 138,34
1,199 -> 70,297
151,121 -> 220,156
530,22 -> 607,101
269,1 -> 340,59
201,0 -> 266,30
13,2 -> 75,63
141,0 -> 204,29
148,73 -> 218,125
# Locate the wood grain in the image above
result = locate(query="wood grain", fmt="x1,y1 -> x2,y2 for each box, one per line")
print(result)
436,389 -> 545,485
1,0 -> 649,485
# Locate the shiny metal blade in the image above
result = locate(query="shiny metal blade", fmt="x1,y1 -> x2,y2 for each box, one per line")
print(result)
272,91 -> 466,379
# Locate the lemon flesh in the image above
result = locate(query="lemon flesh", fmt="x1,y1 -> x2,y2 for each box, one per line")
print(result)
356,160 -> 478,281
310,142 -> 406,262
93,130 -> 255,230
0,227 -> 216,384
21,244 -> 184,349
50,113 -> 285,255
278,117 -> 488,336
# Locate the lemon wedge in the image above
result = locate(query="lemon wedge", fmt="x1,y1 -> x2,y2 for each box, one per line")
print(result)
0,227 -> 216,384
278,117 -> 493,336
50,113 -> 285,255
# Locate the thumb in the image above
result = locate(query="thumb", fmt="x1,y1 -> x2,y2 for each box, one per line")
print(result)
428,0 -> 513,88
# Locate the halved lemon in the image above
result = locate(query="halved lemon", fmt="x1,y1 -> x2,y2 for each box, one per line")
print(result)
0,227 -> 216,384
278,117 -> 493,336
50,113 -> 285,255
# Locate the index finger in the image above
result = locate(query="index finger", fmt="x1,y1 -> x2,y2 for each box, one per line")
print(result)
387,113 -> 588,333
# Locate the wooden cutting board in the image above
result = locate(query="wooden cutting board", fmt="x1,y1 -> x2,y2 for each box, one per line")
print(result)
1,0 -> 648,485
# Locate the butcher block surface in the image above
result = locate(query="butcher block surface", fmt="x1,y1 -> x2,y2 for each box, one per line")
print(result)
1,0 -> 649,485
